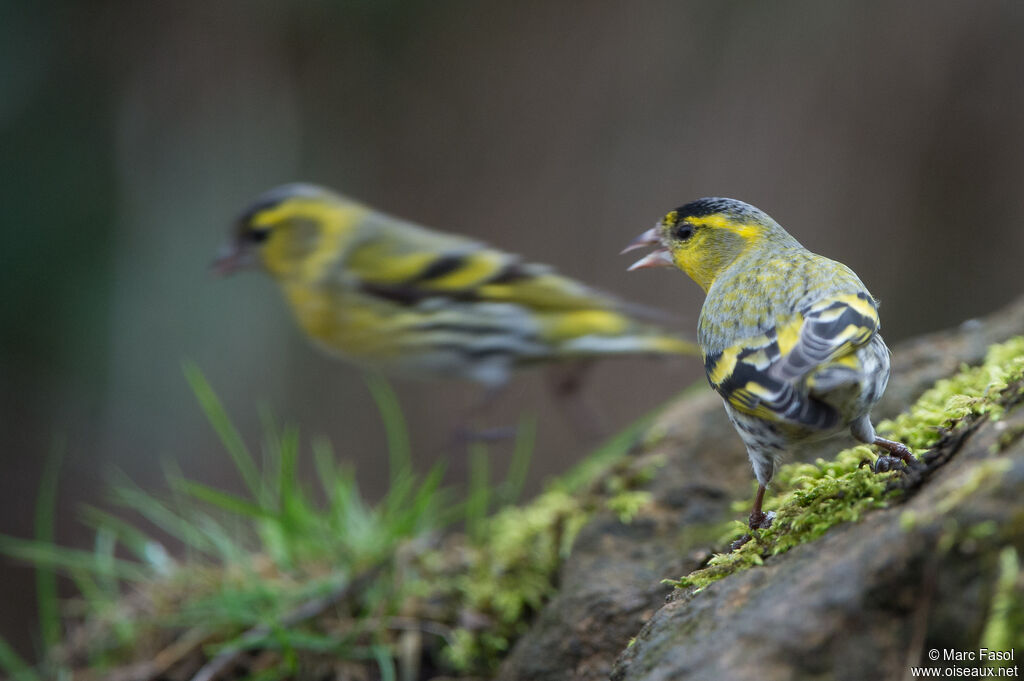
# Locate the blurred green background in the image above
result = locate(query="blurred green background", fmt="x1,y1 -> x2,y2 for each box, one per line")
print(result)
3,0 -> 1024,657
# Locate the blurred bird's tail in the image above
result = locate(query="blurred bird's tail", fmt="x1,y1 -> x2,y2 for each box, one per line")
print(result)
544,310 -> 700,359
614,331 -> 701,357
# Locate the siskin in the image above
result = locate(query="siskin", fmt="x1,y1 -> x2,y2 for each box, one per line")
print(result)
624,197 -> 914,533
214,183 -> 697,397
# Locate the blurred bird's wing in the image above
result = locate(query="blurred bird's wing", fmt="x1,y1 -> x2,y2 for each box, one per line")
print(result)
342,213 -> 653,314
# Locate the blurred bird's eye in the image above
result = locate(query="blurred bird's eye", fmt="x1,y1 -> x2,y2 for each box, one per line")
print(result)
673,223 -> 695,241
247,227 -> 271,243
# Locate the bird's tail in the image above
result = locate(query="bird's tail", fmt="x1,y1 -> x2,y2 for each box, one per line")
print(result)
539,309 -> 700,359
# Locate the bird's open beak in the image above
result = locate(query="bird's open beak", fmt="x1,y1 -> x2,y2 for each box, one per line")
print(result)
622,226 -> 673,271
211,241 -> 254,276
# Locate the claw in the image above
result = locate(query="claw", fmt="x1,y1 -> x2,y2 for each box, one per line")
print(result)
872,455 -> 908,474
864,437 -> 917,474
749,509 -> 776,530
730,510 -> 776,552
730,534 -> 753,551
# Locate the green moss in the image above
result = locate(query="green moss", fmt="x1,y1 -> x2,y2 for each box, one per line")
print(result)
979,546 -> 1024,659
671,336 -> 1024,591
440,448 -> 667,671
467,489 -> 586,613
598,454 -> 663,523
437,423 -> 673,671
607,491 -> 654,523
878,336 -> 1024,449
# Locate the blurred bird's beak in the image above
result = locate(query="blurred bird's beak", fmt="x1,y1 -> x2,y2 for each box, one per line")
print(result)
211,241 -> 254,276
622,227 -> 673,271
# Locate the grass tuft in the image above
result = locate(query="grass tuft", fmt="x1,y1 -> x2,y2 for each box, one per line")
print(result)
0,366 -> 667,679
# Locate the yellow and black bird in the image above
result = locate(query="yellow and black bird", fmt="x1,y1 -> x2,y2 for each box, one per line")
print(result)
215,183 -> 697,400
625,197 -> 914,532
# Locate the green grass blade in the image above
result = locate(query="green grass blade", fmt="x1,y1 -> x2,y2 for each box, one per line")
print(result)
0,636 -> 40,681
107,471 -> 219,557
183,361 -> 263,501
364,374 -> 411,486
172,479 -> 270,519
35,439 -> 63,652
372,644 -> 397,681
0,536 -> 150,582
465,443 -> 490,543
407,462 -> 446,525
192,514 -> 250,565
78,506 -> 174,574
276,426 -> 308,525
381,462 -> 446,541
67,568 -> 112,622
312,438 -> 340,499
92,525 -> 119,599
161,458 -> 249,564
500,414 -> 535,506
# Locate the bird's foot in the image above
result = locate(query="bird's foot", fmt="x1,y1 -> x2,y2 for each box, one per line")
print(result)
859,437 -> 917,474
869,455 -> 908,473
729,535 -> 752,551
749,509 -> 776,530
730,510 -> 776,551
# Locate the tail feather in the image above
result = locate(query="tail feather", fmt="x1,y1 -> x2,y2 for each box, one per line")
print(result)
806,364 -> 861,395
559,329 -> 699,358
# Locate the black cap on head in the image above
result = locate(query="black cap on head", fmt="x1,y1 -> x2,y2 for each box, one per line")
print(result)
235,183 -> 330,227
673,197 -> 769,223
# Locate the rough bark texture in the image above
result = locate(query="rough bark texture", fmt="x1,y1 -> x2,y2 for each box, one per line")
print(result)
497,297 -> 1024,681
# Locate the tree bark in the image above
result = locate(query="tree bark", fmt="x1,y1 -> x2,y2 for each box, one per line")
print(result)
498,296 -> 1024,681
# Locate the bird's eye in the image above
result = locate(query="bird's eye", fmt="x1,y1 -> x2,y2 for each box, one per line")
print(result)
673,223 -> 695,241
247,227 -> 271,243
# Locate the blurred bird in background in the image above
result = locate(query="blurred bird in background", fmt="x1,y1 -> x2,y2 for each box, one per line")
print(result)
625,198 -> 914,538
215,183 -> 698,434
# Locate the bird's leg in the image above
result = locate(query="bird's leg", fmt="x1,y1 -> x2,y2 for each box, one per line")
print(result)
869,436 -> 916,473
451,385 -> 518,445
547,359 -> 593,397
731,484 -> 775,551
748,484 -> 775,530
545,360 -> 604,442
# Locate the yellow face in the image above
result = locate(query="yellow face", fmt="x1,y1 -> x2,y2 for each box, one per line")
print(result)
657,210 -> 757,292
624,197 -> 780,293
214,184 -> 367,281
243,197 -> 328,278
